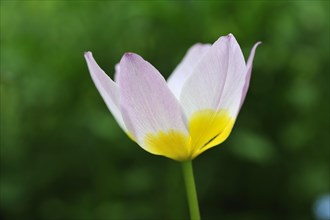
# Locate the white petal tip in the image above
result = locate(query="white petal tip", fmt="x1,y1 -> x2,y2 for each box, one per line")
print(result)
121,52 -> 142,64
121,52 -> 139,62
123,52 -> 136,58
224,33 -> 236,42
226,33 -> 235,40
251,42 -> 262,52
84,51 -> 93,59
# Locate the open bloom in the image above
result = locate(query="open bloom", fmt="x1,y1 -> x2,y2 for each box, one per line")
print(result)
85,34 -> 260,161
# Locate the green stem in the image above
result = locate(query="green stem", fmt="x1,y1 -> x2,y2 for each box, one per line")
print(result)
182,160 -> 201,220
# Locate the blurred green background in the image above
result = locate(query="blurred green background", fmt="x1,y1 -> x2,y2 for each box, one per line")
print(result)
1,1 -> 329,220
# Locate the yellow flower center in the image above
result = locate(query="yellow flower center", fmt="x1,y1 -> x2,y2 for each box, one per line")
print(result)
145,130 -> 190,161
144,109 -> 234,161
189,109 -> 234,158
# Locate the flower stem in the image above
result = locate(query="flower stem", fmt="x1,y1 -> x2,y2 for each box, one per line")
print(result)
182,160 -> 201,220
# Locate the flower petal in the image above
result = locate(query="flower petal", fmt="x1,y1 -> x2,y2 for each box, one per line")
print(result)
118,53 -> 190,160
213,35 -> 248,118
189,40 -> 260,157
84,52 -> 127,132
179,34 -> 247,155
167,43 -> 211,98
188,109 -> 235,158
180,34 -> 246,118
240,42 -> 262,108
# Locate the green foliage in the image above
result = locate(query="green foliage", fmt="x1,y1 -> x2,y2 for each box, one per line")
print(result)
1,1 -> 329,220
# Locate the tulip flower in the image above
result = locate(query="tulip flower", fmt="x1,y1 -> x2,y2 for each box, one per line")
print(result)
85,33 -> 260,220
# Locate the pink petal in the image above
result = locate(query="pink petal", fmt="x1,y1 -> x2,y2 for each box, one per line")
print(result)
118,53 -> 188,149
240,42 -> 262,108
167,43 -> 211,98
180,34 -> 246,118
213,34 -> 249,117
84,52 -> 127,132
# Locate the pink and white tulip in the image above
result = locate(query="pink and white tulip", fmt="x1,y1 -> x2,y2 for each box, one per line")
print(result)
85,34 -> 260,161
